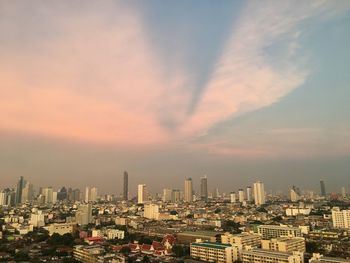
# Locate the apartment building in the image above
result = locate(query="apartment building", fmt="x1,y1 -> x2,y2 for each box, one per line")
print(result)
190,242 -> 233,263
221,232 -> 261,247
242,248 -> 304,263
261,237 -> 306,252
258,225 -> 302,239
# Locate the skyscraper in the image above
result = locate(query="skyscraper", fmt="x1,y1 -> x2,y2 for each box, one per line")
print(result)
246,186 -> 252,202
238,189 -> 245,203
200,175 -> 208,201
15,176 -> 25,205
76,204 -> 92,225
253,181 -> 265,206
42,187 -> 53,203
320,180 -> 326,197
138,184 -> 147,204
163,188 -> 172,202
184,178 -> 193,203
123,171 -> 128,201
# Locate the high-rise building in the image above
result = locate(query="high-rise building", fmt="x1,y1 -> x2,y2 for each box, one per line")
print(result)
184,178 -> 193,203
331,207 -> 350,229
238,189 -> 245,203
57,187 -> 68,201
123,171 -> 128,201
42,187 -> 53,203
76,204 -> 92,225
200,175 -> 208,201
163,188 -> 172,202
90,187 -> 98,202
246,186 -> 252,202
144,203 -> 159,220
253,181 -> 265,206
341,187 -> 346,198
137,184 -> 147,204
230,192 -> 236,203
290,186 -> 301,202
172,189 -> 181,203
320,180 -> 326,197
15,176 -> 25,205
21,182 -> 34,203
85,187 -> 90,203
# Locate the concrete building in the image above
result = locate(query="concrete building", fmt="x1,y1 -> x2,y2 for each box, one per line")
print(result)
331,207 -> 350,229
30,210 -> 45,227
200,175 -> 208,201
246,186 -> 252,202
76,204 -> 92,225
230,192 -> 236,203
137,184 -> 147,204
184,178 -> 193,203
42,187 -> 53,203
238,189 -> 245,203
46,223 -> 75,236
253,181 -> 265,205
310,253 -> 350,263
163,188 -> 172,202
73,245 -> 105,263
242,248 -> 304,263
172,189 -> 181,203
257,225 -> 302,239
123,171 -> 128,201
190,241 -> 233,263
144,203 -> 159,220
261,237 -> 306,252
221,232 -> 261,247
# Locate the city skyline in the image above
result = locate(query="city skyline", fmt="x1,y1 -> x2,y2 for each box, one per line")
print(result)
1,1 -> 350,194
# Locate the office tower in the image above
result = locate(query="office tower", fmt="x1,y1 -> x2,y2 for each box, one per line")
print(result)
341,187 -> 346,198
85,187 -> 90,202
163,188 -> 172,202
253,181 -> 265,206
123,171 -> 128,201
138,184 -> 147,204
21,182 -> 34,203
184,178 -> 193,203
42,187 -> 53,203
90,187 -> 98,202
200,175 -> 208,201
290,186 -> 301,202
246,186 -> 252,202
172,189 -> 181,203
320,180 -> 326,197
15,176 -> 25,205
331,207 -> 350,229
144,203 -> 159,220
230,192 -> 236,203
238,189 -> 245,203
57,187 -> 68,201
76,204 -> 92,225
72,188 -> 81,202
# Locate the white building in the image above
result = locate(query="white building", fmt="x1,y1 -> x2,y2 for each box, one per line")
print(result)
163,188 -> 172,202
253,181 -> 265,205
238,189 -> 245,203
144,203 -> 159,220
242,248 -> 304,263
332,207 -> 350,229
190,241 -> 233,263
137,184 -> 147,204
184,178 -> 193,203
106,229 -> 124,240
230,192 -> 237,203
258,225 -> 302,239
261,237 -> 306,253
30,210 -> 45,227
246,187 -> 252,202
46,223 -> 74,236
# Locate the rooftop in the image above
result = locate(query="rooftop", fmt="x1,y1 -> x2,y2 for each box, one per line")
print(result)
191,242 -> 232,250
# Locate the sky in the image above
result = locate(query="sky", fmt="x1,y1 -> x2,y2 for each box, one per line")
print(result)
0,0 -> 350,195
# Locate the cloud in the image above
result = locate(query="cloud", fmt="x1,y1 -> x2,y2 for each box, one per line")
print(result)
0,0 -> 349,153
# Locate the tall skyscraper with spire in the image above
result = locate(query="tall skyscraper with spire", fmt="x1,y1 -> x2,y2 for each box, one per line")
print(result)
123,171 -> 128,201
200,175 -> 208,201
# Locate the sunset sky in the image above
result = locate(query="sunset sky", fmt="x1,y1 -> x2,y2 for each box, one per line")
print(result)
1,0 -> 349,195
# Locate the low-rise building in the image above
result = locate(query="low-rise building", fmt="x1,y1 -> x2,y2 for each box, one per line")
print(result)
309,253 -> 350,263
221,232 -> 261,247
258,225 -> 302,239
190,241 -> 233,263
261,237 -> 305,252
242,248 -> 304,263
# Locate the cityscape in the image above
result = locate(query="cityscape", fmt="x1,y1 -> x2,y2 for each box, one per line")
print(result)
1,0 -> 350,263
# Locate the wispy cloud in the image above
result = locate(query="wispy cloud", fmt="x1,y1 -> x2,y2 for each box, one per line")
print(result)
0,0 -> 349,156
